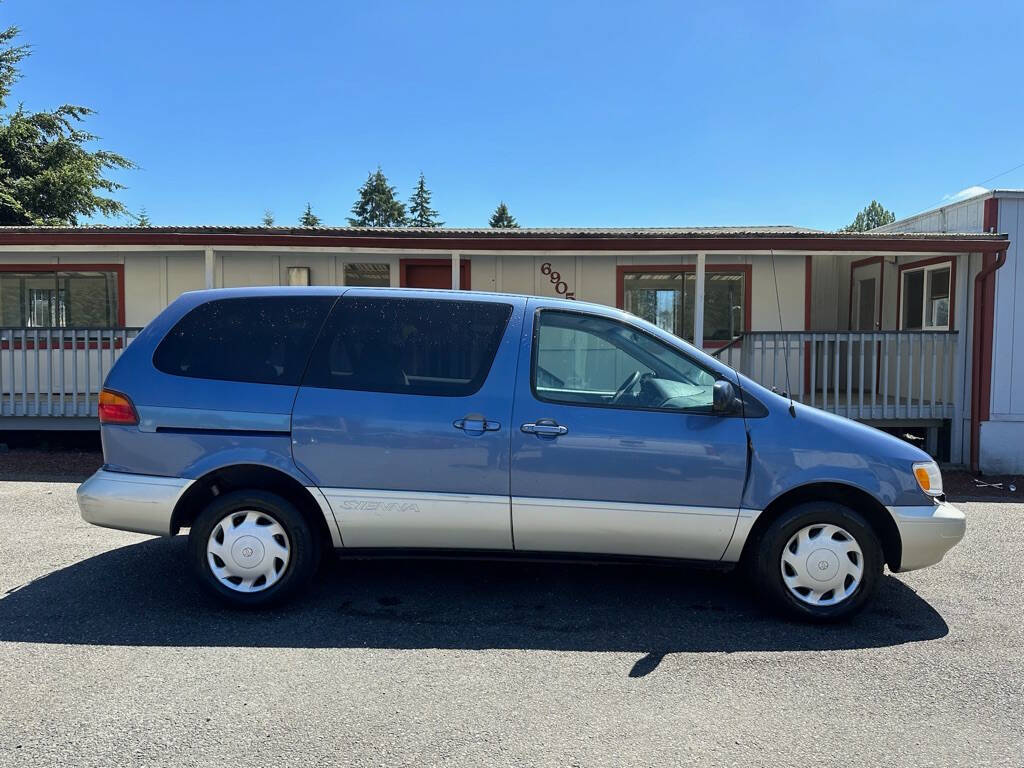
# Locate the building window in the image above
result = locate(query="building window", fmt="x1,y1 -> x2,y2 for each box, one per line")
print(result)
621,267 -> 747,344
344,262 -> 390,287
287,266 -> 311,286
0,269 -> 121,327
901,263 -> 951,330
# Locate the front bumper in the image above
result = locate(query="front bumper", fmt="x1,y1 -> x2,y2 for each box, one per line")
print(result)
890,501 -> 966,572
77,469 -> 193,537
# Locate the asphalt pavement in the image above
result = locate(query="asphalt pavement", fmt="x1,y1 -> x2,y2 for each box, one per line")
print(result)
0,478 -> 1020,767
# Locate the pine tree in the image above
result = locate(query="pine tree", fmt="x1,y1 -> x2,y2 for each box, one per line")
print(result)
407,172 -> 443,227
0,24 -> 134,224
348,167 -> 407,227
489,202 -> 519,228
135,207 -> 151,227
261,209 -> 275,226
299,203 -> 321,227
842,200 -> 896,232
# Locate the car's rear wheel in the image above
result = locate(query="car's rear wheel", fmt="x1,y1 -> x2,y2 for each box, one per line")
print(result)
187,490 -> 319,608
753,502 -> 883,621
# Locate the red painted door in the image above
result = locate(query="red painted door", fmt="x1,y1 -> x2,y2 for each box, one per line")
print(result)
401,259 -> 471,290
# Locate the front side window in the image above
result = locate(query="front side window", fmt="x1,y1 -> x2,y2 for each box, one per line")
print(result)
0,270 -> 120,327
622,269 -> 746,343
303,297 -> 512,397
153,296 -> 336,385
901,264 -> 951,330
533,311 -> 717,412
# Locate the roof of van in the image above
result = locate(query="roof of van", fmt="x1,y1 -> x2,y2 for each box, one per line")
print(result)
185,285 -> 598,307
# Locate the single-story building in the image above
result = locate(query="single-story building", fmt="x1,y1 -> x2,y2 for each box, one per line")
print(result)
0,224 -> 1011,471
873,189 -> 1024,473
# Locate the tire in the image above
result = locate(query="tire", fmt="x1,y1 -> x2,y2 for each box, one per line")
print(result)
187,490 -> 320,609
752,502 -> 883,622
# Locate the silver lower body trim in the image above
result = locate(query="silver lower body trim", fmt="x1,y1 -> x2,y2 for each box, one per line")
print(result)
719,508 -> 762,563
306,485 -> 345,548
322,488 -> 512,550
889,502 -> 966,572
512,496 -> 740,561
77,469 -> 193,537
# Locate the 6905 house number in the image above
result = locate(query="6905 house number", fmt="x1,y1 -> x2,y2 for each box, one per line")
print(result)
540,262 -> 575,299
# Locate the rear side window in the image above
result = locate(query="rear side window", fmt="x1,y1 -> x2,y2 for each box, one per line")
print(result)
303,297 -> 512,397
153,296 -> 335,385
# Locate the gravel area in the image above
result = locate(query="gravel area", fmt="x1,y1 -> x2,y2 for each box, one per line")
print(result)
0,477 -> 1021,767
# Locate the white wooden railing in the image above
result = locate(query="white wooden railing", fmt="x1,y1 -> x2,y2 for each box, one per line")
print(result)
0,326 -> 960,425
715,331 -> 958,422
0,328 -> 142,418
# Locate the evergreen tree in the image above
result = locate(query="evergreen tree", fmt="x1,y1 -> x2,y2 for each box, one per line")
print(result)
489,202 -> 519,228
261,209 -> 275,226
348,167 -> 407,227
0,23 -> 134,225
135,207 -> 151,226
842,200 -> 896,232
299,203 -> 321,227
407,172 -> 443,227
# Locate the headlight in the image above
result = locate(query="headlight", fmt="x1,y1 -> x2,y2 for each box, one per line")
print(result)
913,461 -> 944,497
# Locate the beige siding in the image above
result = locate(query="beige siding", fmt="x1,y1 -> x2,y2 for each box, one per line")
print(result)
577,255 -> 617,306
123,253 -> 165,327
0,247 -> 806,340
166,253 -> 206,305
220,251 -> 278,287
750,256 -> 804,332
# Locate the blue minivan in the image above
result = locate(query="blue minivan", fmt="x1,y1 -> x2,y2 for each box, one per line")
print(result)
77,287 -> 965,620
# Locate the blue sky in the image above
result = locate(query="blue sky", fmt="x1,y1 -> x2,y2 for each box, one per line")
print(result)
5,0 -> 1024,229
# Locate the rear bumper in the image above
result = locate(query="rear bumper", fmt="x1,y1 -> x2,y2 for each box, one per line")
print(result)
890,501 -> 966,572
77,469 -> 193,537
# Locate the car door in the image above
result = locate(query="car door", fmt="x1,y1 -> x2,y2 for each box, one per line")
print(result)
510,301 -> 748,560
291,290 -> 525,549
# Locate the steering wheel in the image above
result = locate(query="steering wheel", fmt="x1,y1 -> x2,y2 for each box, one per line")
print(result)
610,370 -> 643,404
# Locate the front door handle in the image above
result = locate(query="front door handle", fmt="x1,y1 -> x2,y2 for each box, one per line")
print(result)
521,419 -> 568,437
453,414 -> 500,433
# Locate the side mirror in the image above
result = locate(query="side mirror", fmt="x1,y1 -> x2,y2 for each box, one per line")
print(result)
713,380 -> 739,414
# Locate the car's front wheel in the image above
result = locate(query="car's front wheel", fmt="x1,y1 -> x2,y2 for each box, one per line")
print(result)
187,490 -> 319,608
753,502 -> 883,621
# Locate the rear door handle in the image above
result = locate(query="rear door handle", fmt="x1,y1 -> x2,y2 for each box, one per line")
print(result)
453,414 -> 500,433
521,419 -> 568,437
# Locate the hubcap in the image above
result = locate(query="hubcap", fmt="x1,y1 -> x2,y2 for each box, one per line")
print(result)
780,523 -> 864,607
206,510 -> 290,593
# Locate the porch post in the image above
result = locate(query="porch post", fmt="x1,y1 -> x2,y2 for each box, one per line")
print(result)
451,252 -> 461,290
694,252 -> 706,348
204,247 -> 215,289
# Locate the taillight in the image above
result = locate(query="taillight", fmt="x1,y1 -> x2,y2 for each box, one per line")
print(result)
98,389 -> 139,426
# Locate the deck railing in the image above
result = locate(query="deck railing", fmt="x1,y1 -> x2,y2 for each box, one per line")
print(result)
714,330 -> 959,422
0,326 -> 960,424
0,328 -> 143,418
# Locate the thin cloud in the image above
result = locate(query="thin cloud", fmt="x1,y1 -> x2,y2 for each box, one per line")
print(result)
942,185 -> 988,202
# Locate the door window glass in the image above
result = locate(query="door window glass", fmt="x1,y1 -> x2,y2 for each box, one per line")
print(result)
153,296 -> 335,385
533,311 -> 717,412
304,297 -> 512,397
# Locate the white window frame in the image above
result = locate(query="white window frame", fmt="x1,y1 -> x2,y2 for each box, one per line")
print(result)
900,262 -> 951,331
